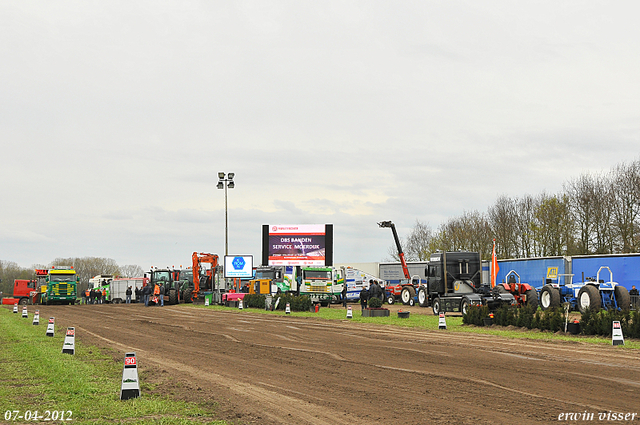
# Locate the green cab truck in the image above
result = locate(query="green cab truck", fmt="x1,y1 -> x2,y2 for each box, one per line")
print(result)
40,266 -> 79,305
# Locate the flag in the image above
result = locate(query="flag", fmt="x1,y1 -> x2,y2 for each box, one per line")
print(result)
491,239 -> 499,288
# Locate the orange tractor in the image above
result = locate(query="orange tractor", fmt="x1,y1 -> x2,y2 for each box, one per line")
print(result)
494,270 -> 539,309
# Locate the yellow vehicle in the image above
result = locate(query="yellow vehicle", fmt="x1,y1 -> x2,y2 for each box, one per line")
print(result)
40,267 -> 79,305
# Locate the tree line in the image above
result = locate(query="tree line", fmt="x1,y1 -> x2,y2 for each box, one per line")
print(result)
390,159 -> 640,262
0,258 -> 144,295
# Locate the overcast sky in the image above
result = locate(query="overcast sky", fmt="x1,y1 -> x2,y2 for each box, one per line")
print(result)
2,1 -> 639,270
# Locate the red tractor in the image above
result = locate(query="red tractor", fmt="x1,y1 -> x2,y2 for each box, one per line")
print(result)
378,221 -> 420,305
494,270 -> 538,309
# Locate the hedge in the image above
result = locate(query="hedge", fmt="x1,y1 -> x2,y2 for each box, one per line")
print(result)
464,305 -> 640,337
242,293 -> 312,312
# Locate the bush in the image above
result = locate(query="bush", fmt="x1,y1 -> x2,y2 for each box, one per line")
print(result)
462,305 -> 489,326
579,308 -> 634,337
243,294 -> 266,309
368,297 -> 383,309
274,294 -> 312,312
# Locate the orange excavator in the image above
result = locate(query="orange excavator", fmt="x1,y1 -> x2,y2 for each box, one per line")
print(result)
191,252 -> 219,301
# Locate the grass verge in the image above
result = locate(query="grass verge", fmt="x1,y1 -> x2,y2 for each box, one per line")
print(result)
0,308 -> 227,424
193,303 -> 640,349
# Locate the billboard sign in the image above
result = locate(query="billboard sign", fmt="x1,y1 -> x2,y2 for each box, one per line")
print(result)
267,224 -> 326,266
224,255 -> 254,278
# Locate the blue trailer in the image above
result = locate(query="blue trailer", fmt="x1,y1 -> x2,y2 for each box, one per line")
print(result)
496,257 -> 568,289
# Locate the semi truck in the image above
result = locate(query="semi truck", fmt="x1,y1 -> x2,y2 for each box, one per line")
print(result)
40,267 -> 79,305
418,251 -> 515,314
1,279 -> 38,305
299,266 -> 345,306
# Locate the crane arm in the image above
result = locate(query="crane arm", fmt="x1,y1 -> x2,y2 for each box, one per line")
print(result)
378,221 -> 411,280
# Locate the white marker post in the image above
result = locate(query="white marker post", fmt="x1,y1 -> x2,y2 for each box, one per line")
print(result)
438,312 -> 447,330
285,302 -> 291,314
62,327 -> 75,355
120,352 -> 141,400
346,306 -> 353,319
238,299 -> 243,310
205,297 -> 210,306
612,321 -> 624,346
13,303 -> 18,313
33,310 -> 40,325
22,306 -> 28,318
46,317 -> 55,337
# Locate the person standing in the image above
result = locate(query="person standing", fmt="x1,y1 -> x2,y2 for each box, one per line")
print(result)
96,288 -> 102,304
341,283 -> 348,308
126,286 -> 132,304
102,288 -> 107,304
359,285 -> 369,311
135,286 -> 141,303
159,283 -> 165,307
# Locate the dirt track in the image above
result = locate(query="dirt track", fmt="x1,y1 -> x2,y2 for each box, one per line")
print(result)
16,303 -> 640,424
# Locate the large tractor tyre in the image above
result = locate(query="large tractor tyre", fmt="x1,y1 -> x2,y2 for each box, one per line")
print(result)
524,289 -> 539,310
578,285 -> 602,314
539,286 -> 560,310
19,297 -> 29,306
432,297 -> 442,315
614,285 -> 631,311
460,298 -> 471,315
183,289 -> 193,304
168,289 -> 179,305
418,288 -> 429,307
386,294 -> 395,305
401,286 -> 416,305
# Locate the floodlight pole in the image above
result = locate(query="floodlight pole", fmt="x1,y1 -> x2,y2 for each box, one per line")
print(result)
217,172 -> 235,260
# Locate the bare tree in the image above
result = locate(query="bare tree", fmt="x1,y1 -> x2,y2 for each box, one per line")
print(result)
610,161 -> 640,253
385,220 -> 433,261
120,264 -> 144,278
50,257 -> 121,286
530,193 -> 575,256
488,196 -> 519,258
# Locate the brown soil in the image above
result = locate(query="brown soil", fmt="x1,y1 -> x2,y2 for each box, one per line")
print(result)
20,303 -> 640,424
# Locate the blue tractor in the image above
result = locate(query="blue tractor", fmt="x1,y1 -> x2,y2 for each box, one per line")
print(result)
539,266 -> 630,313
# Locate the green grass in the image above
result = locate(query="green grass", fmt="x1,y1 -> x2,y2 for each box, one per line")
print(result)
193,303 -> 640,349
0,309 -> 228,424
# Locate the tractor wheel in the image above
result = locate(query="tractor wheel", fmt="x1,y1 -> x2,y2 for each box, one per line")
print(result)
524,289 -> 539,310
401,286 -> 415,305
539,286 -> 560,310
460,298 -> 470,315
183,289 -> 193,304
409,297 -> 415,306
169,289 -> 178,305
19,297 -> 29,306
418,288 -> 429,307
386,294 -> 395,305
432,297 -> 441,315
614,286 -> 631,311
578,285 -> 602,313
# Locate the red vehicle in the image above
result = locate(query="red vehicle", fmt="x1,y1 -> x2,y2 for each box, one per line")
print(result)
2,279 -> 39,305
494,270 -> 539,309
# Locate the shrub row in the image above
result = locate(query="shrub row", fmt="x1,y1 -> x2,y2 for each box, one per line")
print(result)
464,305 -> 568,332
464,305 -> 640,337
241,293 -> 313,312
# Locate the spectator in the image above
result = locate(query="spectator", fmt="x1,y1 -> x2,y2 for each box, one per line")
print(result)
102,288 -> 107,303
135,286 -> 141,303
341,283 -> 348,308
143,284 -> 151,307
126,286 -> 132,304
630,286 -> 639,296
159,283 -> 165,307
96,288 -> 102,304
369,279 -> 383,302
359,285 -> 369,311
